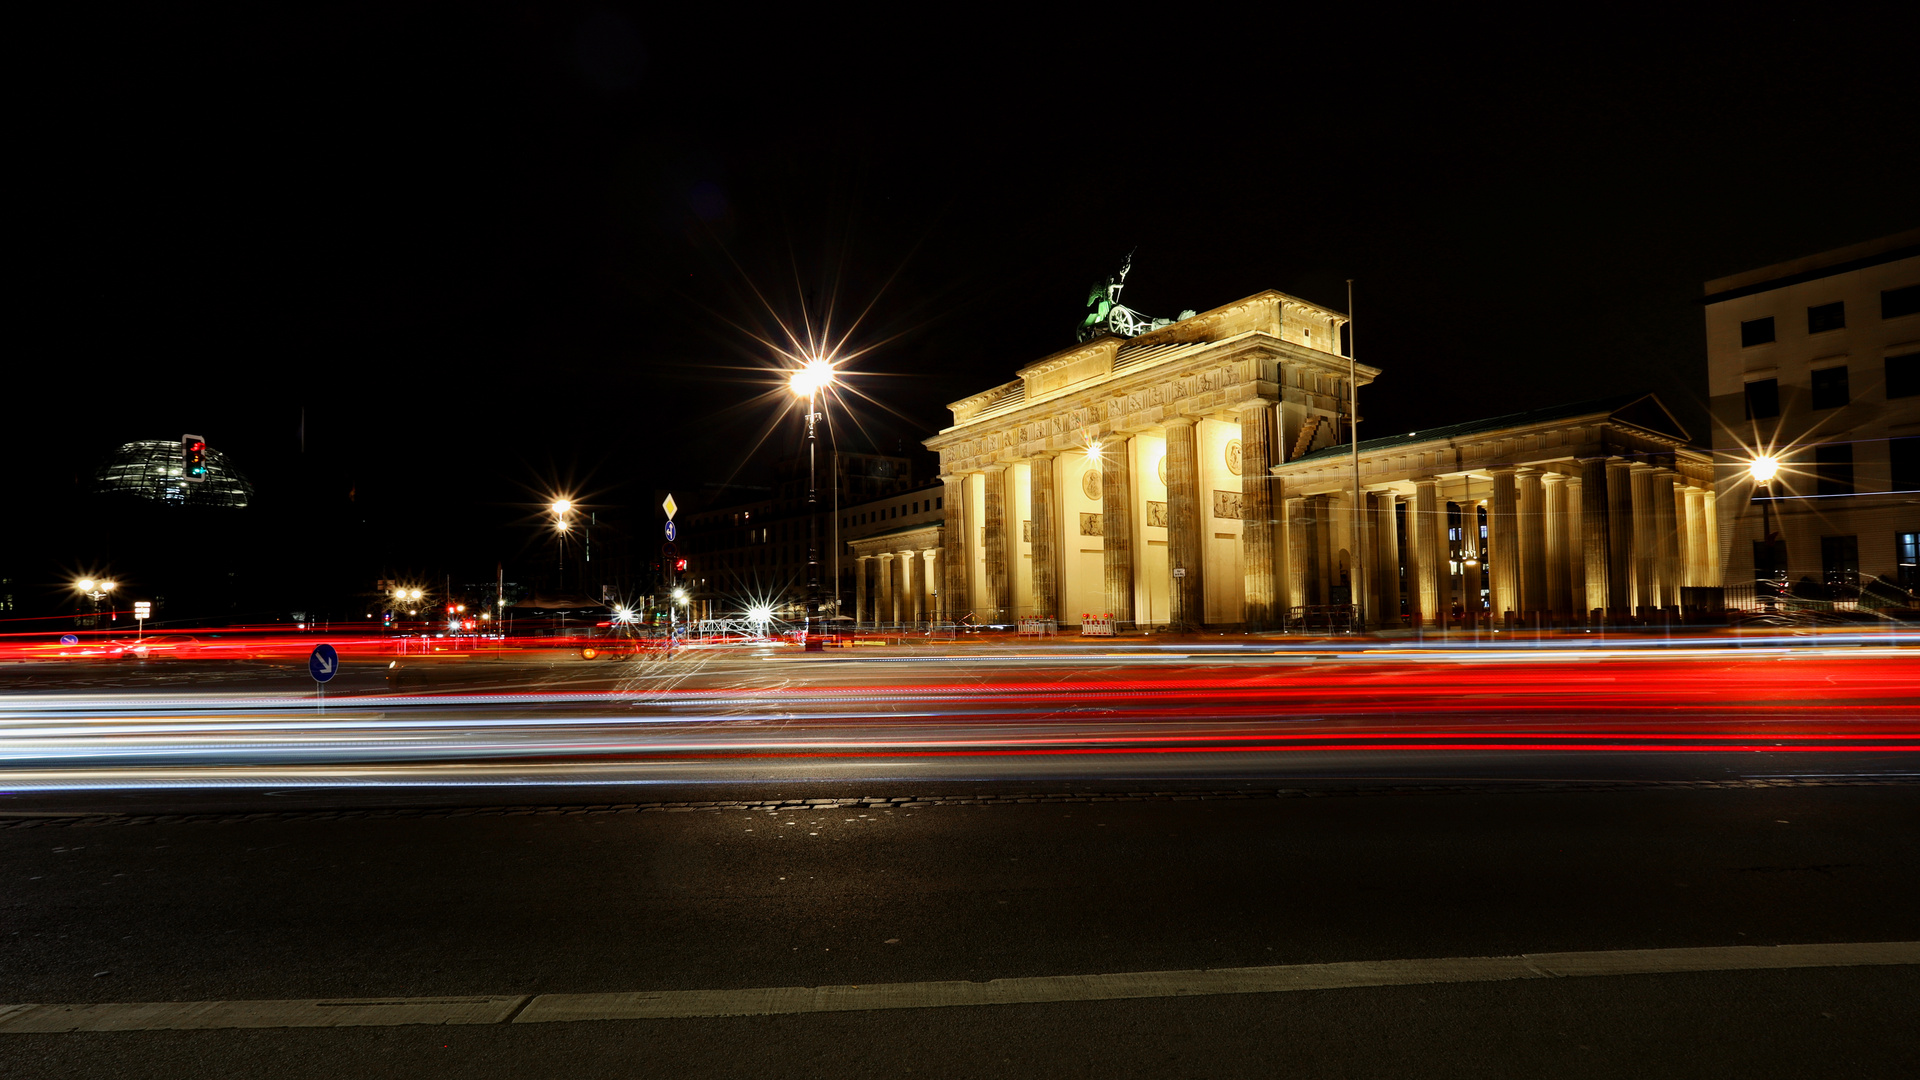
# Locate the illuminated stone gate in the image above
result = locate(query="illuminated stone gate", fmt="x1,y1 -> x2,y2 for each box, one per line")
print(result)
925,289 -> 1718,630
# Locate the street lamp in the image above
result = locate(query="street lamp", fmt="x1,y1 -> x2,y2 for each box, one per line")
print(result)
74,578 -> 116,626
1748,455 -> 1783,609
788,358 -> 836,651
550,499 -> 573,593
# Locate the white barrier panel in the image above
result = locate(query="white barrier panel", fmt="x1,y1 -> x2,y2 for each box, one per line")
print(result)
1016,618 -> 1057,637
1080,614 -> 1115,637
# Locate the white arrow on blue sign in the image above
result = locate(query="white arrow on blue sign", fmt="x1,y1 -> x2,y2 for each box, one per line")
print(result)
60,634 -> 78,645
665,520 -> 677,541
308,643 -> 339,683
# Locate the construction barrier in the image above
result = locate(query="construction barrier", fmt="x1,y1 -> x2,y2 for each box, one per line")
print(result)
1016,618 -> 1057,637
1080,613 -> 1116,637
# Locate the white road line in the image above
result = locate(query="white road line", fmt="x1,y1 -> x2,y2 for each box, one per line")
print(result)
4,941 -> 1915,1033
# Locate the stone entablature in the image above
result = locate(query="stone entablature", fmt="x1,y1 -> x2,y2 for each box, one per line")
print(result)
1276,411 -> 1712,497
931,330 -> 1376,474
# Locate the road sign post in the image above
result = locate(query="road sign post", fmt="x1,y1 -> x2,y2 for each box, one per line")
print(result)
309,643 -> 339,712
134,601 -> 151,641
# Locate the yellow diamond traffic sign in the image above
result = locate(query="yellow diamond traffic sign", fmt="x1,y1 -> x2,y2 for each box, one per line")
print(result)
661,493 -> 678,520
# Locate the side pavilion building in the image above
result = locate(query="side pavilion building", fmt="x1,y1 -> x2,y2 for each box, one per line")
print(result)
925,290 -> 1717,631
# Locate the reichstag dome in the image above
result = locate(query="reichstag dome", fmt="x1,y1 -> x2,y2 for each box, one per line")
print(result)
91,440 -> 255,509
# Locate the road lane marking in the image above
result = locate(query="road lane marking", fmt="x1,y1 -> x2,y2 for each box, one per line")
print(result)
4,941 -> 1915,1032
0,996 -> 526,1032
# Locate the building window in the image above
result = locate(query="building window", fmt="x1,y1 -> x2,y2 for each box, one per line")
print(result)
1744,378 -> 1780,419
1740,316 -> 1775,347
936,497 -> 943,510
1884,284 -> 1920,320
1897,532 -> 1919,589
1892,437 -> 1920,492
1821,535 -> 1859,589
1807,301 -> 1845,334
1815,443 -> 1854,496
1888,353 -> 1919,399
1810,365 -> 1850,410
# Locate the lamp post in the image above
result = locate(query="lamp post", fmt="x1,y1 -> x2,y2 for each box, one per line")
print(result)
550,499 -> 573,594
788,358 -> 835,651
1748,455 -> 1781,612
74,578 -> 116,628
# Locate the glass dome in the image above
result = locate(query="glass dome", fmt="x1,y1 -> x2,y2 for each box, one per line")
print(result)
91,440 -> 255,508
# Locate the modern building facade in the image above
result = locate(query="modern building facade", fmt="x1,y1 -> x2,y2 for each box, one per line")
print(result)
926,290 -> 1718,631
1706,230 -> 1920,594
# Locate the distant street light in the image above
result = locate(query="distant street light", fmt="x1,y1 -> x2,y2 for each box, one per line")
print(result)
788,358 -> 837,651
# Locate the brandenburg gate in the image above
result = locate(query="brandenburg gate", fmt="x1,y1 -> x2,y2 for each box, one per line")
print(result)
924,289 -> 1718,630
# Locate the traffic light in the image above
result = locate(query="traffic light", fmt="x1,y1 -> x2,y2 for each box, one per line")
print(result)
674,559 -> 688,573
181,434 -> 208,482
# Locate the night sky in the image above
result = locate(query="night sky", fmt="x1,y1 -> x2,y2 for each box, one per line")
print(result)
14,3 -> 1917,606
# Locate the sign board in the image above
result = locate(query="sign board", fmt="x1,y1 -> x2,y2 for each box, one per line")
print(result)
60,634 -> 78,646
1172,567 -> 1187,578
664,520 -> 677,542
308,643 -> 339,684
661,493 -> 678,520
662,542 -> 679,559
133,601 -> 152,619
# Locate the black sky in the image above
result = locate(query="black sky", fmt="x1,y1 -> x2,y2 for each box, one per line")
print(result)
16,2 -> 1918,591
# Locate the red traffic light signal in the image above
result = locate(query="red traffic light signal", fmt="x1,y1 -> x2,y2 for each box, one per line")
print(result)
181,434 -> 208,482
674,559 -> 688,572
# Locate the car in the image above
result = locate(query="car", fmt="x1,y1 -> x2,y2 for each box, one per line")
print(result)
122,634 -> 201,659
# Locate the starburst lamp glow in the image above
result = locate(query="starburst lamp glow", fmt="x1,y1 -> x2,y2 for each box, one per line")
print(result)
788,358 -> 835,397
1747,456 -> 1780,484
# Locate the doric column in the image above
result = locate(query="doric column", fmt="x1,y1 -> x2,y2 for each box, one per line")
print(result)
923,549 -> 940,621
1412,478 -> 1442,628
1098,437 -> 1135,629
1517,468 -> 1546,616
1373,492 -> 1402,627
1543,473 -> 1569,618
1164,418 -> 1204,631
1285,495 -> 1309,624
941,475 -> 969,623
1490,468 -> 1519,624
1629,464 -> 1657,614
1579,458 -> 1610,619
1606,458 -> 1635,616
1655,468 -> 1682,609
1028,453 -> 1058,621
1565,480 -> 1585,622
981,465 -> 1011,622
1670,473 -> 1692,592
1309,495 -> 1329,605
1685,484 -> 1708,590
1354,490 -> 1375,629
901,548 -> 922,623
854,555 -> 869,623
1702,488 -> 1721,587
1237,402 -> 1277,630
878,552 -> 896,624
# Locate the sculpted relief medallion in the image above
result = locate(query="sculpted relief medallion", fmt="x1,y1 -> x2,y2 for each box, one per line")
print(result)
1225,438 -> 1242,476
1082,469 -> 1102,501
1157,456 -> 1167,487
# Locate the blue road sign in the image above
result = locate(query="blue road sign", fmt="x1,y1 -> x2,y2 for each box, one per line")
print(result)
665,520 -> 677,541
308,643 -> 339,683
60,634 -> 78,645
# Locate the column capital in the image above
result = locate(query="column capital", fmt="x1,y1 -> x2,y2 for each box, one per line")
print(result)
981,463 -> 1008,474
1028,451 -> 1057,462
1514,465 -> 1541,477
1541,472 -> 1567,486
1163,415 -> 1197,429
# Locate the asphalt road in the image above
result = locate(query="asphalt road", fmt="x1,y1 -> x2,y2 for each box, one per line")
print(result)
4,781 -> 1918,1078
